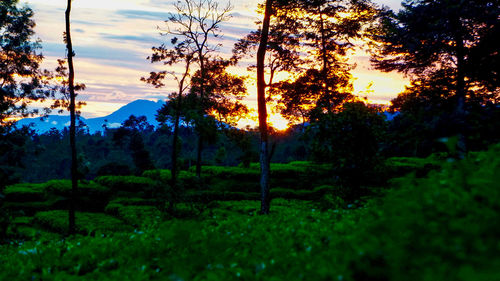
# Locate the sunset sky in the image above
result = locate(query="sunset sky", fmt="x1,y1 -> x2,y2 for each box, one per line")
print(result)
22,0 -> 408,128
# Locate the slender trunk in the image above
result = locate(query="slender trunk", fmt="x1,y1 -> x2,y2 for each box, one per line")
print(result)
171,59 -> 190,208
65,0 -> 78,235
454,18 -> 467,159
257,0 -> 272,215
171,95 -> 181,191
196,136 -> 203,177
196,53 -> 205,178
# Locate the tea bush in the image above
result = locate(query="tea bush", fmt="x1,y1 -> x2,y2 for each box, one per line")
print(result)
33,210 -> 132,235
95,176 -> 155,194
0,144 -> 498,280
3,183 -> 46,202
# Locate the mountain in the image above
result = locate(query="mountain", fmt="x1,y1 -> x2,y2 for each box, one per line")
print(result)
16,99 -> 165,133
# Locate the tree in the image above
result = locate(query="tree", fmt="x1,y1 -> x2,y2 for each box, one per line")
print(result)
144,0 -> 240,197
113,115 -> 155,175
256,0 -> 273,214
64,0 -> 78,235
143,36 -> 194,195
1,0 -> 53,240
166,0 -> 232,178
0,0 -> 55,125
236,0 -> 376,125
309,101 -> 386,196
370,0 -> 500,157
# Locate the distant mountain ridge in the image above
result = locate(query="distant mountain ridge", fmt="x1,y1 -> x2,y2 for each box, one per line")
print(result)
16,99 -> 165,133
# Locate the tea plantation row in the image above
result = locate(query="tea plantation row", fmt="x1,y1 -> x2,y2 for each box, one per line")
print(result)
1,146 -> 498,280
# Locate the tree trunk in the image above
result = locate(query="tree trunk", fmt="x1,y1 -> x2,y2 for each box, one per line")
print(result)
65,0 -> 78,235
257,0 -> 273,215
171,97 -> 181,191
454,18 -> 467,159
196,53 -> 205,178
196,136 -> 203,177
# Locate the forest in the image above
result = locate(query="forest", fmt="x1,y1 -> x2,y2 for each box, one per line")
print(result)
0,0 -> 499,280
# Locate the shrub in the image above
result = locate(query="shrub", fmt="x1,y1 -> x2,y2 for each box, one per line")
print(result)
33,210 -> 131,235
385,153 -> 444,178
3,198 -> 67,216
95,176 -> 155,193
104,203 -> 161,228
318,194 -> 345,210
3,183 -> 46,202
185,191 -> 260,202
143,170 -> 198,189
270,185 -> 336,200
44,180 -> 110,197
96,162 -> 132,176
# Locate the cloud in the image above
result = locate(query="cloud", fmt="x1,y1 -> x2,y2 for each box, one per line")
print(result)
99,33 -> 160,44
115,9 -> 170,21
107,123 -> 121,128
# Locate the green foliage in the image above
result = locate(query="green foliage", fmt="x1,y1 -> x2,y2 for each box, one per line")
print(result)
385,153 -> 445,177
197,162 -> 332,192
104,201 -> 161,228
44,180 -> 109,197
0,140 -> 499,280
3,183 -> 46,202
3,180 -> 111,213
96,162 -> 132,177
310,102 -> 387,191
271,185 -> 336,200
95,176 -> 155,193
142,169 -> 198,189
33,210 -> 131,235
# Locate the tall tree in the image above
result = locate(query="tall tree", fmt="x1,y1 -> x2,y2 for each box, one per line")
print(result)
257,0 -> 273,214
143,37 -> 193,194
166,0 -> 232,178
144,0 -> 242,194
370,0 -> 500,157
275,0 -> 376,122
65,0 -> 78,235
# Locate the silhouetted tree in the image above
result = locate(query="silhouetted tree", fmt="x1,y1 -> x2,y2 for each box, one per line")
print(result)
279,0 -> 376,121
114,115 -> 155,174
310,101 -> 386,196
370,0 -> 500,157
256,0 -> 273,214
0,0 -> 55,125
64,0 -> 78,235
165,0 -> 232,178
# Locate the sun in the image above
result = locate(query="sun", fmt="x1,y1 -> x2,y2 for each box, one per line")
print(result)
269,114 -> 289,131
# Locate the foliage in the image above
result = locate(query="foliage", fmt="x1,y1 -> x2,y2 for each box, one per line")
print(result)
95,162 -> 132,177
386,77 -> 500,157
94,176 -> 155,194
104,202 -> 160,228
33,210 -> 131,235
309,102 -> 387,191
0,0 -> 55,125
112,115 -> 155,175
371,0 -> 499,86
1,143 -> 499,280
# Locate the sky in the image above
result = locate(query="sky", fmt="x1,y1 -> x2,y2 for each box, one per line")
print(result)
22,0 -> 407,129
